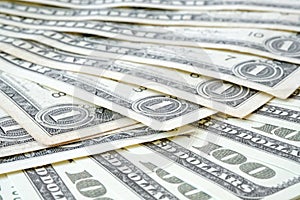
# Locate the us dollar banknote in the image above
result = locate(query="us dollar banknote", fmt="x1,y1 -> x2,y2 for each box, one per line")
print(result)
196,116 -> 300,166
0,124 -> 194,174
140,134 -> 300,199
75,148 -> 235,200
0,28 -> 299,99
15,0 -> 300,14
4,119 -> 300,199
247,103 -> 300,131
0,72 -> 139,145
0,46 -> 273,117
7,159 -> 185,200
223,116 -> 300,147
0,14 -> 300,65
0,64 -> 215,131
1,2 -> 300,32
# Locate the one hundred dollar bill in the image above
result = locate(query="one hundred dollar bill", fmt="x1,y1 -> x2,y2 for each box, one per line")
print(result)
0,72 -> 138,145
0,14 -> 300,65
6,158 -> 219,200
1,2 -> 300,32
0,67 -> 215,132
0,124 -> 194,174
5,118 -> 300,199
140,135 -> 300,199
8,160 -> 155,200
247,103 -> 300,131
15,0 -> 300,14
222,116 -> 300,147
0,28 -> 299,98
0,50 -> 271,117
75,147 -> 237,200
10,130 -> 298,200
196,116 -> 300,166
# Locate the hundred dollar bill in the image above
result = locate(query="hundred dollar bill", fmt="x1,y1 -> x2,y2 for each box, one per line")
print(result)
7,160 -> 146,200
0,67 -> 214,132
0,124 -> 194,174
247,103 -> 300,131
196,116 -> 300,165
5,121 -> 300,199
75,149 -> 237,200
222,117 -> 300,147
0,29 -> 299,99
0,49 -> 272,117
6,158 -> 205,200
0,73 -> 140,145
140,135 -> 300,199
15,0 -> 300,14
1,2 -> 300,32
0,14 -> 300,65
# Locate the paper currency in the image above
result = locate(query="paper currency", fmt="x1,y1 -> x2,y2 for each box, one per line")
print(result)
8,159 -> 183,200
141,136 -> 300,199
2,112 -> 300,198
7,130 -> 300,200
247,103 -> 300,131
7,160 -> 124,199
0,124 -> 195,174
0,1 -> 299,199
75,148 -> 236,200
0,14 -> 299,65
196,116 -> 300,165
1,2 -> 300,31
0,66 -> 214,132
0,49 -> 272,117
223,116 -> 300,147
0,72 -> 138,145
15,0 -> 300,14
0,28 -> 299,98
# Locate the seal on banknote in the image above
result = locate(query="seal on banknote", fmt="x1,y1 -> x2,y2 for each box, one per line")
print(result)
132,95 -> 188,117
264,36 -> 300,57
196,80 -> 249,101
35,104 -> 95,129
233,60 -> 284,82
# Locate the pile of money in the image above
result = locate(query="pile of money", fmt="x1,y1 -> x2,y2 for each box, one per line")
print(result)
0,0 -> 299,199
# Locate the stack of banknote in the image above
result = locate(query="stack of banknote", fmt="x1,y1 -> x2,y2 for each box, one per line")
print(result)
0,0 -> 299,199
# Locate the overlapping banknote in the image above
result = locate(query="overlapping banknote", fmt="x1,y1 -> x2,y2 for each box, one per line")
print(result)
0,0 -> 299,199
